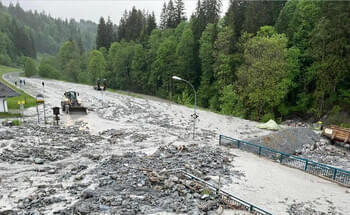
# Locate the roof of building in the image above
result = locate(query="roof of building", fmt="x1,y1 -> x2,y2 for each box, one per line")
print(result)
0,82 -> 20,98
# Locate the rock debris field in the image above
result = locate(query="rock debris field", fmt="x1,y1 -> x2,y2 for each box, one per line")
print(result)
0,72 -> 350,214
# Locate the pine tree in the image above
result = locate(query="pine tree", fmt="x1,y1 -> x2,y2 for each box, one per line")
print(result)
198,23 -> 217,108
160,3 -> 168,29
145,12 -> 157,35
175,0 -> 186,25
96,17 -> 107,49
117,7 -> 148,42
118,10 -> 128,41
105,16 -> 115,49
167,0 -> 177,28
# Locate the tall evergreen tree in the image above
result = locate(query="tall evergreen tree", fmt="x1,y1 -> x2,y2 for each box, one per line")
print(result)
175,0 -> 186,25
117,7 -> 149,42
105,16 -> 115,49
96,17 -> 107,49
198,23 -> 217,108
167,0 -> 177,28
160,3 -> 168,29
145,12 -> 157,35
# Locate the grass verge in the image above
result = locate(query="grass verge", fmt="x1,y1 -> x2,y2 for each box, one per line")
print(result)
0,112 -> 21,118
0,65 -> 36,111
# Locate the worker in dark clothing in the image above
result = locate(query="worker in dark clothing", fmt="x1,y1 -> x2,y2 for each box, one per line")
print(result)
19,79 -> 22,86
96,79 -> 101,90
42,81 -> 45,88
23,80 -> 26,85
103,79 -> 107,91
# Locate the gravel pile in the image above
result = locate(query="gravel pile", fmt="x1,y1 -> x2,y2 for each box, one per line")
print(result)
247,128 -> 320,154
246,127 -> 350,170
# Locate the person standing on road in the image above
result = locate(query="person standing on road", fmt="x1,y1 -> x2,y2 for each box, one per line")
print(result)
42,81 -> 45,88
103,79 -> 107,91
23,79 -> 25,85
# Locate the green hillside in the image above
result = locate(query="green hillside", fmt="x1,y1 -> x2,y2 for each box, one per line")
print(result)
0,2 -> 96,65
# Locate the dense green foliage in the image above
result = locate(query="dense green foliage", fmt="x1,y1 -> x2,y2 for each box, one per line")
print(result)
0,2 -> 96,65
24,57 -> 37,77
31,0 -> 350,122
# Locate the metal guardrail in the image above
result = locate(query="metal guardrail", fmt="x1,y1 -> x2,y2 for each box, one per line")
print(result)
219,135 -> 350,187
176,170 -> 272,215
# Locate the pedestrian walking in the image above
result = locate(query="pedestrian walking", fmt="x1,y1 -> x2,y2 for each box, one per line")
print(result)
19,79 -> 22,86
23,79 -> 26,85
42,81 -> 45,88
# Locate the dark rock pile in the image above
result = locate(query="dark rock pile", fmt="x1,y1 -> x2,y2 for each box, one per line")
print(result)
0,123 -> 101,164
297,138 -> 350,170
287,201 -> 340,215
57,145 -> 242,214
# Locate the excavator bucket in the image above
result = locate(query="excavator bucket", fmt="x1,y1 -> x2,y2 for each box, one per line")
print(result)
68,105 -> 87,114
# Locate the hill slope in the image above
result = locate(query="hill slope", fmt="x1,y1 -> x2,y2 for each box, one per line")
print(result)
0,2 -> 96,64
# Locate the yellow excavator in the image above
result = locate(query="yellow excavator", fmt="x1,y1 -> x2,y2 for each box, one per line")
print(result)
61,91 -> 87,114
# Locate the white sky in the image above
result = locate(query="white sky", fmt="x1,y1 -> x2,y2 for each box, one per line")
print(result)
2,0 -> 230,24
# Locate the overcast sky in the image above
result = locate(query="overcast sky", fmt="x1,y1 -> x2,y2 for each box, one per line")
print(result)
2,0 -> 230,24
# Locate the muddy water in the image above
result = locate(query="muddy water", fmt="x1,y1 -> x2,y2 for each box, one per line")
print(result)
2,72 -> 350,214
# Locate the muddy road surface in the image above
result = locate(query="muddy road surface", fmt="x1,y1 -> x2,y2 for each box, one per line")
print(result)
1,72 -> 349,214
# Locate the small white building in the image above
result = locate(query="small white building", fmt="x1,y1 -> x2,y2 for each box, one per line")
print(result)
0,82 -> 20,112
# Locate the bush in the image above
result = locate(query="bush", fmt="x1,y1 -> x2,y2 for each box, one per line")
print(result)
209,95 -> 220,112
77,71 -> 90,84
24,57 -> 37,77
12,119 -> 21,126
0,54 -> 12,66
177,90 -> 192,106
261,113 -> 275,122
39,63 -> 60,79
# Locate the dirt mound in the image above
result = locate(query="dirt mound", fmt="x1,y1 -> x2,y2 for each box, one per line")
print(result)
247,128 -> 320,154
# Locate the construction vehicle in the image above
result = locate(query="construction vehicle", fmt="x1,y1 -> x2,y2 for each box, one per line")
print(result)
322,125 -> 350,144
61,91 -> 87,114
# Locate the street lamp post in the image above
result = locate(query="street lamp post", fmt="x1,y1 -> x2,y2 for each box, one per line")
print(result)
172,75 -> 198,139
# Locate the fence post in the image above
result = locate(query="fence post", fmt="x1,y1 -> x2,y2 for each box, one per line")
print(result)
304,160 -> 308,171
258,146 -> 262,156
279,153 -> 283,163
333,169 -> 337,180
